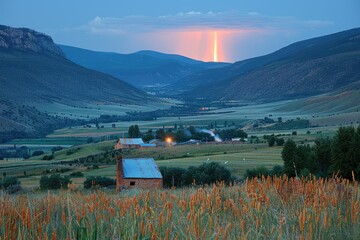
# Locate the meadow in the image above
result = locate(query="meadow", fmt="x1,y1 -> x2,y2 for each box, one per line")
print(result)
1,141 -> 283,189
1,176 -> 359,239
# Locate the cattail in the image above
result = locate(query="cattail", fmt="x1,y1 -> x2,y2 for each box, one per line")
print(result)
62,210 -> 66,225
51,229 -> 57,240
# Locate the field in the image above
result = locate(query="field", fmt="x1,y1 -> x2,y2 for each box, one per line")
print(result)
1,177 -> 359,239
1,141 -> 284,189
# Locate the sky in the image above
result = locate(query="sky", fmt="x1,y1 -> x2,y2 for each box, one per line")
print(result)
1,0 -> 359,62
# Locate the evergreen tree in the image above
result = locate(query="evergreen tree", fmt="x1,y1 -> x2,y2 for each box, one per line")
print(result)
330,126 -> 360,179
282,139 -> 298,177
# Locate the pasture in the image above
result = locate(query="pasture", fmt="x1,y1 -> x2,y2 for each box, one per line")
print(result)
1,141 -> 284,189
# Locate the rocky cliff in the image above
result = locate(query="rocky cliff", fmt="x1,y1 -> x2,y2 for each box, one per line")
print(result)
0,25 -> 64,58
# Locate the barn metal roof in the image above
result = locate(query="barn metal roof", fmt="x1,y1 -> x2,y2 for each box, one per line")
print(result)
118,138 -> 144,145
122,158 -> 162,179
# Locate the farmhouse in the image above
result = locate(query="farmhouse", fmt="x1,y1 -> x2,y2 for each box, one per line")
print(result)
116,156 -> 163,190
114,138 -> 155,149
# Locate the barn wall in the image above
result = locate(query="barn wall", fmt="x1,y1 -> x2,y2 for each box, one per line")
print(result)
123,178 -> 163,189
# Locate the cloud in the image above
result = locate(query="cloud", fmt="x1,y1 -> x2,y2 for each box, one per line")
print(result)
87,10 -> 328,35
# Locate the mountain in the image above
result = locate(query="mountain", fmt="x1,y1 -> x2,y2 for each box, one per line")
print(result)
0,25 -> 152,105
0,25 -> 154,141
59,45 -> 230,87
176,28 -> 360,102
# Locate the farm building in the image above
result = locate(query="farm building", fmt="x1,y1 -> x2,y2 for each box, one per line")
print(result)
116,156 -> 163,190
114,138 -> 156,149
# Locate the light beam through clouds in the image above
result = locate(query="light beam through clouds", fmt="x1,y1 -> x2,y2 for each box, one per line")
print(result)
86,11 -> 334,62
213,31 -> 218,62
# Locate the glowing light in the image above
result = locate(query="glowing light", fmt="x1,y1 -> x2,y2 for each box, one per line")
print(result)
166,137 -> 172,143
213,31 -> 218,62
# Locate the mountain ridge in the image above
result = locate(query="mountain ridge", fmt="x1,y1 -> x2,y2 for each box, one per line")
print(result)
59,44 -> 230,87
175,28 -> 360,102
0,25 -> 155,141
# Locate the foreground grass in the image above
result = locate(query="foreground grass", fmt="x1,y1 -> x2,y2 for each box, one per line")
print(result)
1,176 -> 359,239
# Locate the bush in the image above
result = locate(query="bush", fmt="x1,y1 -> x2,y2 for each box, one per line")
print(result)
160,167 -> 186,188
42,155 -> 54,160
245,166 -> 270,179
182,162 -> 232,186
40,174 -> 71,190
2,176 -> 20,190
268,136 -> 276,147
276,138 -> 285,146
7,184 -> 22,194
69,171 -> 84,177
271,165 -> 284,176
32,150 -> 44,157
83,176 -> 116,189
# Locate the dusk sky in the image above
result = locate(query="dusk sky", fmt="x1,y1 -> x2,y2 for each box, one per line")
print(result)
1,0 -> 359,62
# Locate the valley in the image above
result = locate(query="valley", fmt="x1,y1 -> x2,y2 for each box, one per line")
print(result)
1,24 -> 359,192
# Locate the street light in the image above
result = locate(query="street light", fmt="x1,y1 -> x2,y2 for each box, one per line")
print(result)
166,137 -> 172,146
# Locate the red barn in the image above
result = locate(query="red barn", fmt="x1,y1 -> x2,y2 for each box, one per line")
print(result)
116,156 -> 163,190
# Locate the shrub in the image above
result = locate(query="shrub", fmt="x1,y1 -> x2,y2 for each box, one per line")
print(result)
181,162 -> 232,186
84,176 -> 116,189
69,171 -> 84,177
268,136 -> 276,147
40,174 -> 71,190
276,138 -> 285,146
32,150 -> 44,157
245,166 -> 270,179
160,167 -> 186,188
7,184 -> 22,194
271,165 -> 284,176
42,155 -> 54,160
2,176 -> 20,190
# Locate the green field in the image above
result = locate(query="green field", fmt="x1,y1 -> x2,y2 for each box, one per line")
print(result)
1,141 -> 284,189
3,97 -> 358,190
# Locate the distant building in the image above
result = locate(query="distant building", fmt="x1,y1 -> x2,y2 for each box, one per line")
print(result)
3,158 -> 24,161
114,138 -> 156,149
116,156 -> 163,190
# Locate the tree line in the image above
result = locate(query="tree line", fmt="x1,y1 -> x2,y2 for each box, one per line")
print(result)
160,162 -> 232,188
128,124 -> 247,143
282,126 -> 360,179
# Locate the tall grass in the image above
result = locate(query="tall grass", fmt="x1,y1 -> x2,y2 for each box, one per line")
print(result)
0,176 -> 359,239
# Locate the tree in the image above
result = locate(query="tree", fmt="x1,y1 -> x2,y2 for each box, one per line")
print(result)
181,162 -> 232,186
83,176 -> 116,189
142,129 -> 154,142
40,174 -> 71,190
155,128 -> 165,140
268,136 -> 276,147
160,167 -> 186,188
2,176 -> 20,189
282,139 -> 298,177
245,166 -> 270,179
128,125 -> 140,138
276,138 -> 285,146
217,129 -> 247,140
330,126 -> 360,179
314,138 -> 332,175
